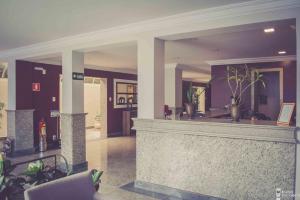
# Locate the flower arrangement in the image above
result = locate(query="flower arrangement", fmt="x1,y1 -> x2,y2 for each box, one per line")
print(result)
226,64 -> 265,121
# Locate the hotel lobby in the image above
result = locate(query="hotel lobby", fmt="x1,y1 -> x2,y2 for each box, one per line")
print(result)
0,0 -> 300,199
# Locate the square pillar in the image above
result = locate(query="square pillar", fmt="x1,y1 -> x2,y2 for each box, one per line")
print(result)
7,59 -> 16,111
165,63 -> 182,119
61,50 -> 87,172
138,37 -> 165,119
6,59 -> 34,155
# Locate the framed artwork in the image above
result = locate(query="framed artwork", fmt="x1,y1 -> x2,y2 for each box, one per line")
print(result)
277,103 -> 295,126
113,79 -> 137,108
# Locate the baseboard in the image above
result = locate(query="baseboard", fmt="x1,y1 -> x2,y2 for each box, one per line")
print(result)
133,180 -> 224,200
108,131 -> 122,137
70,161 -> 88,174
7,147 -> 36,158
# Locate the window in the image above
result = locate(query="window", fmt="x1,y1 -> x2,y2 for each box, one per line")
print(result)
114,79 -> 137,108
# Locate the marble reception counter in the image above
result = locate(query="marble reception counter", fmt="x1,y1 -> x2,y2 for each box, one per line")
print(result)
133,118 -> 296,200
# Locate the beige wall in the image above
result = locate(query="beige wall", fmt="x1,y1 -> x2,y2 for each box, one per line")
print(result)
0,78 -> 7,137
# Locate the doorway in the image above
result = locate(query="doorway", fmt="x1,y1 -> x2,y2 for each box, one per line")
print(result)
251,68 -> 283,120
59,76 -> 108,140
193,86 -> 206,113
84,77 -> 107,140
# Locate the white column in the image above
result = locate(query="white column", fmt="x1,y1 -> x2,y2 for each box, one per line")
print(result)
7,59 -> 16,110
165,63 -> 182,119
61,50 -> 87,172
62,50 -> 84,114
6,58 -> 34,154
138,37 -> 165,119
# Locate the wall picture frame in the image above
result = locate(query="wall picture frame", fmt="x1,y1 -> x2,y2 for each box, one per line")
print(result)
277,103 -> 295,126
113,79 -> 137,109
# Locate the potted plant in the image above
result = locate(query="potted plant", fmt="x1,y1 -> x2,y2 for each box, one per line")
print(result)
91,169 -> 103,191
185,82 -> 195,119
0,154 -> 6,200
0,153 -> 25,200
185,80 -> 213,119
226,64 -> 265,121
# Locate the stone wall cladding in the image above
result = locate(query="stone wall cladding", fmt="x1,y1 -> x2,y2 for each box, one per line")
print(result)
7,110 -> 34,151
135,119 -> 296,200
60,113 -> 86,169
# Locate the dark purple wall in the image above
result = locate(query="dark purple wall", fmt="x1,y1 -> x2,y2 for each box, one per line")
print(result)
16,60 -> 138,145
16,60 -> 61,146
211,61 -> 297,110
84,69 -> 137,136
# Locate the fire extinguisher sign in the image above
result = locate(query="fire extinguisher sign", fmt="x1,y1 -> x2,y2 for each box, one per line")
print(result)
32,83 -> 40,92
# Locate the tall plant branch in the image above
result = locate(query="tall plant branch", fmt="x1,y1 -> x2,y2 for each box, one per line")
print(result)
227,72 -> 235,98
226,64 -> 265,107
238,78 -> 261,100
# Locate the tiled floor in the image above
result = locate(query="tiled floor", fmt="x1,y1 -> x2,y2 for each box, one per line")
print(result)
9,136 -> 158,199
86,136 -> 141,198
86,136 -> 165,199
9,136 -> 217,199
86,128 -> 101,140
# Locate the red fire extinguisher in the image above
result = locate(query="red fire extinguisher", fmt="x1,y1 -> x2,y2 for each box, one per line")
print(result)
39,118 -> 47,152
39,118 -> 46,136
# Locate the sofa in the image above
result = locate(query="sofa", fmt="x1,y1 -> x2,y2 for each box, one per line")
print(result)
24,171 -> 101,200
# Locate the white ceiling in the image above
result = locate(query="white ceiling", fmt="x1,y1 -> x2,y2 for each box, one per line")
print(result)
28,19 -> 296,82
0,0 -> 253,52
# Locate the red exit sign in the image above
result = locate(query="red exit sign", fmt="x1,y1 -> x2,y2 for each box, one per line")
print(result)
32,83 -> 40,92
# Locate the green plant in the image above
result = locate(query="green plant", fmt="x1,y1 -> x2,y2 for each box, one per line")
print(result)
186,82 -> 193,104
0,154 -> 5,193
186,79 -> 214,105
91,169 -> 103,191
227,64 -> 265,106
0,154 -> 72,199
23,156 -> 71,185
0,154 -> 25,200
24,160 -> 44,177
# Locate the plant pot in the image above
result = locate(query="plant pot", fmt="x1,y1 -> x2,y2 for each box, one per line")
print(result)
185,103 -> 195,119
95,183 -> 100,192
231,104 -> 240,122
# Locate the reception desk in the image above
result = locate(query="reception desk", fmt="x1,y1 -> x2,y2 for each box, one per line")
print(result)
133,118 -> 296,199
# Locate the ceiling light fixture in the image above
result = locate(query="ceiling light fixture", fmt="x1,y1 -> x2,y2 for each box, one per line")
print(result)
278,50 -> 286,55
264,28 -> 275,33
290,25 -> 296,30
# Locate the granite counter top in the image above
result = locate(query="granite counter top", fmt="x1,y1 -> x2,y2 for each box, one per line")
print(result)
133,118 -> 296,143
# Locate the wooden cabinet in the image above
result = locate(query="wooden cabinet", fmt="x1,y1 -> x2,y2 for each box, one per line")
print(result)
122,110 -> 137,136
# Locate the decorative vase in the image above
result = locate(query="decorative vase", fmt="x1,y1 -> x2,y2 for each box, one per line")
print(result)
231,104 -> 240,122
185,103 -> 195,119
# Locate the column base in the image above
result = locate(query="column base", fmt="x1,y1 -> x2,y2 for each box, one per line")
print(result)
6,109 -> 34,154
60,113 -> 87,172
70,161 -> 88,174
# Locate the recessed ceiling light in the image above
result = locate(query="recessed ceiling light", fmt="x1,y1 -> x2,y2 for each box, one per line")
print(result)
278,50 -> 286,55
264,28 -> 275,33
